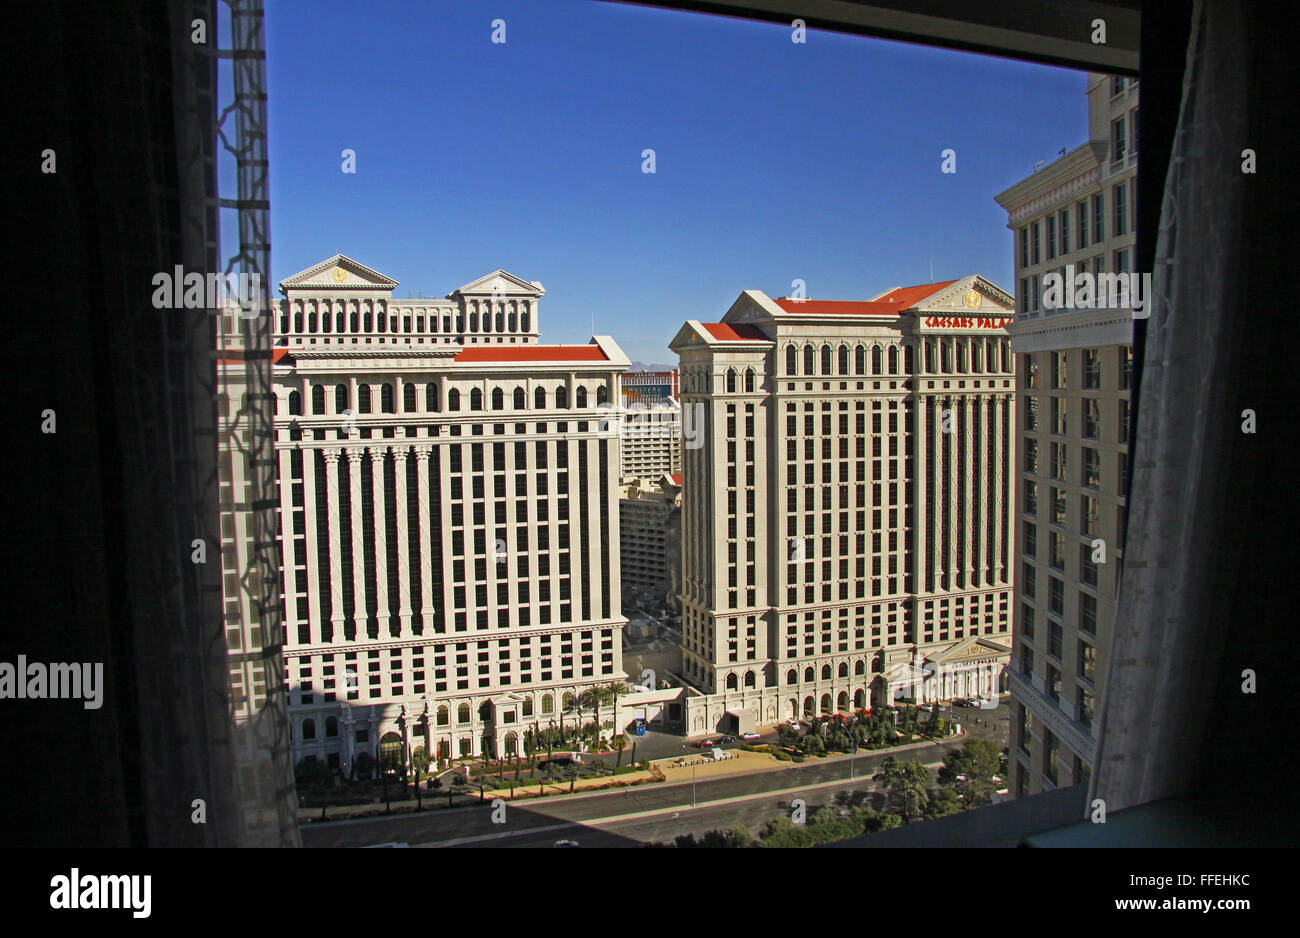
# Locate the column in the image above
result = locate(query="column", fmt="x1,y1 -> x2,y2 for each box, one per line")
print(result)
303,446 -> 323,645
994,393 -> 1006,584
323,451 -> 344,641
963,395 -> 976,589
414,445 -> 434,629
371,446 -> 391,636
347,448 -> 366,638
394,447 -> 413,637
278,443 -> 299,643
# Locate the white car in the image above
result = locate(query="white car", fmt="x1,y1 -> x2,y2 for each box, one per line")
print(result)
553,839 -> 580,848
740,732 -> 761,740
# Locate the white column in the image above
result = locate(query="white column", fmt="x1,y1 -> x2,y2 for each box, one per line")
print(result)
414,445 -> 434,631
347,448 -> 367,638
393,447 -> 412,637
303,446 -> 323,645
323,451 -> 344,641
371,446 -> 391,636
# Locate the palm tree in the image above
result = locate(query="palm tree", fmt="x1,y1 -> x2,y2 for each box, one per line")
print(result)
601,681 -> 629,749
579,687 -> 603,746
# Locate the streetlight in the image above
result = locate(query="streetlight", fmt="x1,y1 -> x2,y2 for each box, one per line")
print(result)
849,735 -> 858,781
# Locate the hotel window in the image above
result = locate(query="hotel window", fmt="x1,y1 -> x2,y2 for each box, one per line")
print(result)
1049,531 -> 1065,570
1114,247 -> 1130,274
1111,75 -> 1126,96
1083,447 -> 1100,488
1025,437 -> 1038,474
1114,182 -> 1128,236
1081,551 -> 1098,587
1046,665 -> 1061,704
1120,346 -> 1132,389
1050,442 -> 1066,481
1081,494 -> 1098,535
1077,687 -> 1095,729
1078,639 -> 1096,682
1023,520 -> 1037,558
1018,278 -> 1029,314
1030,221 -> 1040,265
1050,351 -> 1066,389
1059,209 -> 1070,254
1050,397 -> 1066,436
1025,394 -> 1039,433
1022,561 -> 1036,599
1019,228 -> 1029,269
1119,399 -> 1130,443
1046,215 -> 1056,259
1083,398 -> 1100,438
1080,592 -> 1097,636
1111,117 -> 1126,163
1043,729 -> 1061,785
1076,199 -> 1088,249
1092,254 -> 1105,277
1032,274 -> 1040,312
1020,642 -> 1034,678
1024,479 -> 1038,515
1049,620 -> 1062,659
1083,348 -> 1101,388
1025,355 -> 1039,388
1130,107 -> 1139,155
1017,705 -> 1032,756
1092,193 -> 1104,243
1049,576 -> 1064,615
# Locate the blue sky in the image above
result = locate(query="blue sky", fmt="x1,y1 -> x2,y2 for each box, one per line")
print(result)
266,0 -> 1085,364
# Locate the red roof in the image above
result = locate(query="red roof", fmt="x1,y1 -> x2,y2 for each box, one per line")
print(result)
701,322 -> 769,341
669,473 -> 682,486
774,281 -> 956,317
453,345 -> 607,363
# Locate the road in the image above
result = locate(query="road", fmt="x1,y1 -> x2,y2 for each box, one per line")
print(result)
299,706 -> 1008,848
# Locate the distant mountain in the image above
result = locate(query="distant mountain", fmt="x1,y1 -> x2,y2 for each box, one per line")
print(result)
627,361 -> 675,373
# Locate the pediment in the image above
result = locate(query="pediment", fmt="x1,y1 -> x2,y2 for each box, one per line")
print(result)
280,254 -> 398,292
452,270 -> 544,298
927,636 -> 1012,663
913,275 -> 1014,314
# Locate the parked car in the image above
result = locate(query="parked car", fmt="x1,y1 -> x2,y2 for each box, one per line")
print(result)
693,738 -> 717,748
740,732 -> 761,740
918,704 -> 934,713
553,840 -> 580,848
719,735 -> 736,744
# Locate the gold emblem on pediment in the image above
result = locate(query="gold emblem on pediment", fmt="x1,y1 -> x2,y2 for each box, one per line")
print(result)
964,290 -> 981,309
331,267 -> 348,283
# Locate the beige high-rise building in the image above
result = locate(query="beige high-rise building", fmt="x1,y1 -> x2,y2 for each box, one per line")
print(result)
267,255 -> 629,771
995,73 -> 1138,799
668,279 -> 1015,734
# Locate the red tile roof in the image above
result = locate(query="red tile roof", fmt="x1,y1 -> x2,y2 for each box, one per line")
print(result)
669,473 -> 682,486
774,281 -> 957,317
702,322 -> 769,341
454,345 -> 607,363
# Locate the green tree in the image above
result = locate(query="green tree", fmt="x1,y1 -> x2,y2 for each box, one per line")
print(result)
880,756 -> 930,823
937,737 -> 1003,807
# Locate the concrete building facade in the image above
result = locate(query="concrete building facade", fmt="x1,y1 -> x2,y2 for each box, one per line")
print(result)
668,278 -> 1016,735
995,73 -> 1138,799
270,255 -> 630,771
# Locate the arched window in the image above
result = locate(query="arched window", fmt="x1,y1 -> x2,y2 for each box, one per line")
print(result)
469,311 -> 478,332
726,673 -> 738,690
457,703 -> 470,724
521,306 -> 530,332
576,387 -> 588,408
325,716 -> 338,737
804,345 -> 815,374
508,312 -> 517,332
350,311 -> 359,332
535,387 -> 546,410
837,691 -> 849,711
786,669 -> 798,684
437,706 -> 449,726
787,345 -> 798,375
803,666 -> 814,682
872,345 -> 883,374
838,345 -> 849,375
522,697 -> 534,717
888,345 -> 899,374
904,344 -> 914,374
357,385 -> 371,414
744,369 -> 755,392
971,341 -> 982,373
821,345 -> 832,374
491,388 -> 504,410
562,692 -> 575,710
381,383 -> 395,414
726,369 -> 737,393
311,385 -> 325,415
838,662 -> 849,678
820,694 -> 832,713
555,386 -> 569,408
513,388 -> 526,409
302,718 -> 315,740
855,660 -> 866,675
448,388 -> 460,411
854,689 -> 866,708
744,670 -> 756,688
470,388 -> 483,411
596,385 -> 609,405
872,652 -> 885,673
335,384 -> 348,414
956,341 -> 966,372
426,383 -> 439,412
403,384 -> 417,412
821,664 -> 832,680
803,696 -> 815,717
288,390 -> 302,416
541,694 -> 554,715
363,311 -> 373,332
496,310 -> 505,332
924,340 -> 934,373
855,345 -> 866,375
336,311 -> 345,333
942,340 -> 952,373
